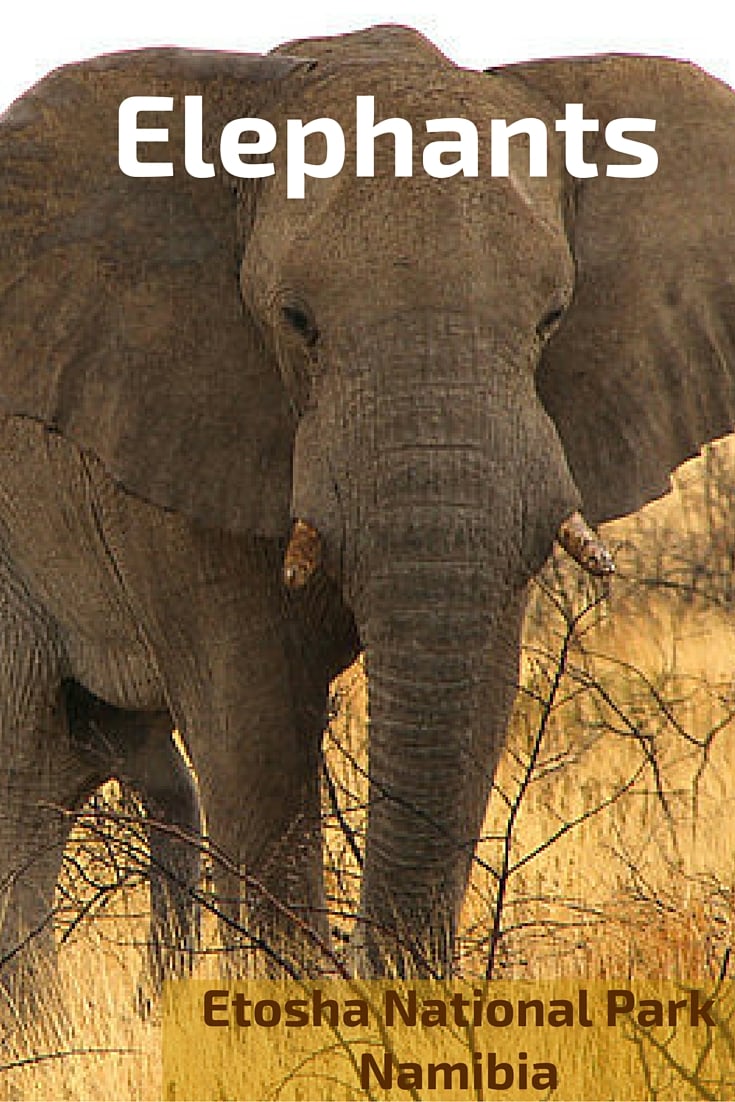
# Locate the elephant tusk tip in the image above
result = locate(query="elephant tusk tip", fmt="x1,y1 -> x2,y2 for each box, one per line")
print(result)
283,519 -> 322,589
557,511 -> 616,578
585,547 -> 616,578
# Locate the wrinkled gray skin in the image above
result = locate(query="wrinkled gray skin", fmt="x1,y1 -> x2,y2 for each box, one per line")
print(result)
1,24 -> 735,1001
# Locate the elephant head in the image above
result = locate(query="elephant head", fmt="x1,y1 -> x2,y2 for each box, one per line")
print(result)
2,26 -> 734,976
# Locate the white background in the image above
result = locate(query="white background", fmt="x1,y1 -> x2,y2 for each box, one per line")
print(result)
1,0 -> 733,111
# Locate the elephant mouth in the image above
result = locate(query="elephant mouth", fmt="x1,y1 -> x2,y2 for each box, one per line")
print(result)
282,511 -> 614,589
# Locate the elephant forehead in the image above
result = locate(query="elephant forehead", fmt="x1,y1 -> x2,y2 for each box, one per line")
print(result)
286,60 -> 512,124
273,58 -> 563,198
257,172 -> 569,330
259,70 -> 568,303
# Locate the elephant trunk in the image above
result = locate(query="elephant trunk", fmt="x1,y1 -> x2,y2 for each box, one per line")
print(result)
358,573 -> 516,975
351,434 -> 532,974
289,314 -> 585,975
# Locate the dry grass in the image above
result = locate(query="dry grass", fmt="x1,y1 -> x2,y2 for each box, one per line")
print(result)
5,440 -> 735,1098
1,887 -> 159,1100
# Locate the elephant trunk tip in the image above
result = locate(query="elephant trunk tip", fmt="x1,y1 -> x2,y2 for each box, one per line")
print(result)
284,519 -> 322,588
556,511 -> 616,577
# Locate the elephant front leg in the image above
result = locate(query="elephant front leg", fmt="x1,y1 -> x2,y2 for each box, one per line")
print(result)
192,690 -> 329,979
107,511 -> 334,979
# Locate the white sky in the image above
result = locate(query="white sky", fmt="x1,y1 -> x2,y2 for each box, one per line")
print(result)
1,0 -> 734,111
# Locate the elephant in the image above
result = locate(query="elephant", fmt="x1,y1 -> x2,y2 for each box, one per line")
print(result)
1,23 -> 735,1000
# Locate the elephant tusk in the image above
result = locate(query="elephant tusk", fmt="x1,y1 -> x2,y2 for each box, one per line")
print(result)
283,519 -> 322,588
556,511 -> 616,577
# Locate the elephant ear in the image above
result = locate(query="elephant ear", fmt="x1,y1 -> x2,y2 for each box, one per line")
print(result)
498,55 -> 735,524
0,48 -> 313,535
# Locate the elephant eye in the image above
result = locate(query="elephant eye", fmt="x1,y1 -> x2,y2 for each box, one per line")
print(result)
537,303 -> 566,341
282,303 -> 319,347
